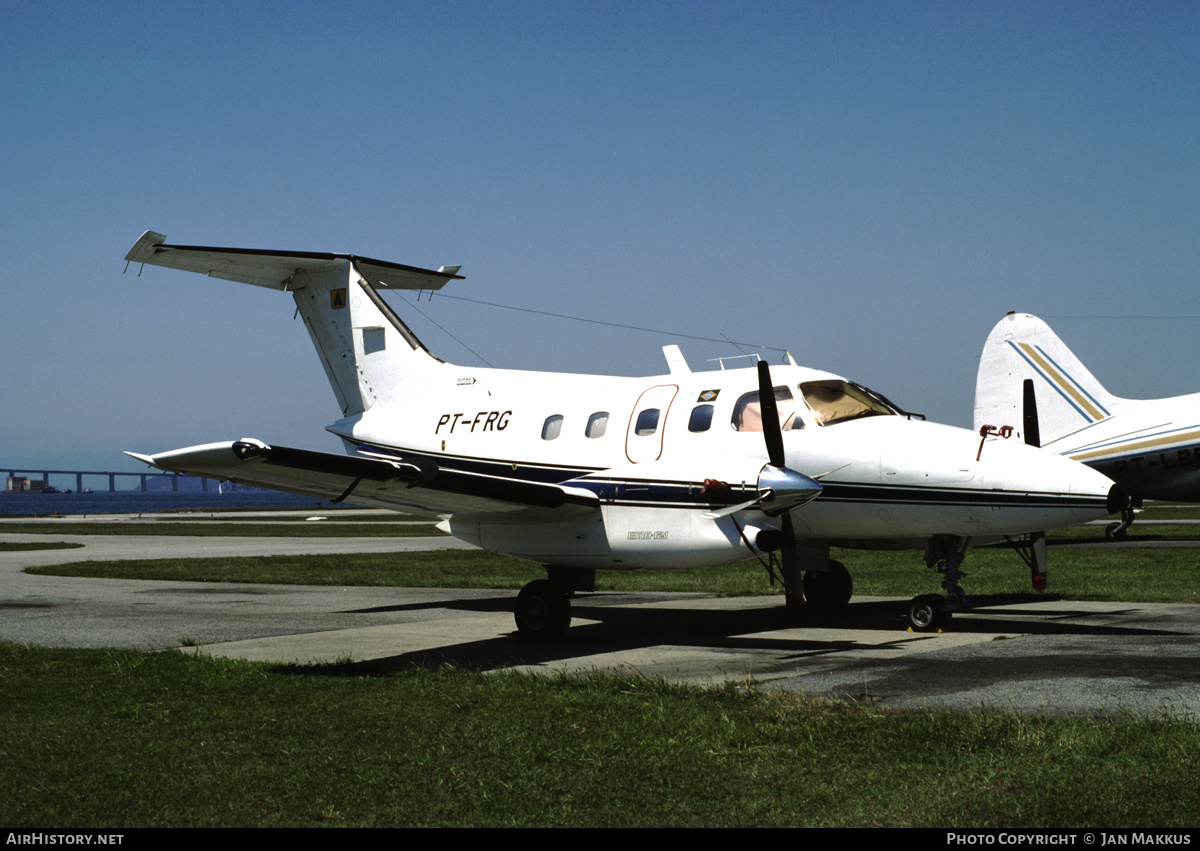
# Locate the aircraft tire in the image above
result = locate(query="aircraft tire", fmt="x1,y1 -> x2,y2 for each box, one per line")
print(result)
802,560 -> 853,612
1105,522 -> 1127,541
906,594 -> 950,632
515,579 -> 571,641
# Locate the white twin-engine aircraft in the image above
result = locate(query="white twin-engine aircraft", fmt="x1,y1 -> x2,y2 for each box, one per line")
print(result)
976,311 -> 1200,539
124,231 -> 1123,636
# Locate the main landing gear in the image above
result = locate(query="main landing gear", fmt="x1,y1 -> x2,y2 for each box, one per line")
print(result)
905,536 -> 969,632
514,567 -> 594,641
514,579 -> 572,640
766,541 -> 853,616
802,559 -> 853,612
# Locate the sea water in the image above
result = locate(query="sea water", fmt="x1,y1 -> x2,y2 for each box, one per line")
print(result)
0,489 -> 349,517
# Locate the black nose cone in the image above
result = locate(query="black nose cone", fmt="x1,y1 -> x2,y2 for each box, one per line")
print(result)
1107,483 -> 1131,516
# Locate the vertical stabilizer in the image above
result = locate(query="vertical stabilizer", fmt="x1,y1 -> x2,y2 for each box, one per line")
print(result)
289,262 -> 442,417
974,313 -> 1119,447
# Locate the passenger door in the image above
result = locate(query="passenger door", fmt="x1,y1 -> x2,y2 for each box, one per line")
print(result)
625,384 -> 679,463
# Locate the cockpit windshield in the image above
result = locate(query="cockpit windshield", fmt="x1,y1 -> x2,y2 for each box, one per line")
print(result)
800,380 -> 899,426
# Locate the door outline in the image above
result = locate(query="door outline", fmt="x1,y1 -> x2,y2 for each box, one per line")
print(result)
625,384 -> 679,463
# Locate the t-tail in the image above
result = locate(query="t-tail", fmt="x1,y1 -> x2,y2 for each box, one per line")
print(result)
125,231 -> 462,418
974,312 -> 1121,451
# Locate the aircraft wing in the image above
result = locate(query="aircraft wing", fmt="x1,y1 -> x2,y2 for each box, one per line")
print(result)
124,230 -> 464,292
125,440 -> 599,516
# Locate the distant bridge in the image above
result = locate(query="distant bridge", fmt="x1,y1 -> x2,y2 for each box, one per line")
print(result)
3,468 -> 248,493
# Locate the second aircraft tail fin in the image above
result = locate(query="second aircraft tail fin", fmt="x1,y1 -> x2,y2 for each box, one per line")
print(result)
974,312 -> 1120,449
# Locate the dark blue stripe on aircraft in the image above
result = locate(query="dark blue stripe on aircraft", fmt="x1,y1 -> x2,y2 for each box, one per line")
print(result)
355,442 -> 1109,513
357,442 -> 594,483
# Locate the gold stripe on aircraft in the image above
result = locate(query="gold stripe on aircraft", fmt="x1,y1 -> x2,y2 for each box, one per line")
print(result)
1069,428 -> 1200,462
1016,342 -> 1106,422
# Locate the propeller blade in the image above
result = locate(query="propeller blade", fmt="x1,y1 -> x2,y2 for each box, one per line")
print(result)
778,513 -> 804,605
704,497 -> 760,519
757,359 -> 811,606
754,360 -> 822,514
757,360 -> 786,468
810,463 -> 850,480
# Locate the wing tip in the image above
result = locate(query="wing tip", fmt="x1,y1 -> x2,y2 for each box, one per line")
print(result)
125,230 -> 167,264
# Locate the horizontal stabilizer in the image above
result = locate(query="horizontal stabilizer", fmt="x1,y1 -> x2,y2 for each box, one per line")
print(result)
125,230 -> 464,291
125,440 -> 598,516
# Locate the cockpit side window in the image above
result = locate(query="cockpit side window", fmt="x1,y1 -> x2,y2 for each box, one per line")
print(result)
800,380 -> 897,426
730,386 -> 803,432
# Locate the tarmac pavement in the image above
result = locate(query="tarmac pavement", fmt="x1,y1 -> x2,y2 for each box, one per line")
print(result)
2,520 -> 1199,718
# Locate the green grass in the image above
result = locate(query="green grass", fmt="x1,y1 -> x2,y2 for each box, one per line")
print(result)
1127,503 -> 1200,518
1052,521 -> 1200,541
7,510 -> 1200,826
0,541 -> 84,552
24,544 -> 1200,603
850,546 -> 1200,603
1051,502 -> 1200,540
2,642 -> 1197,828
26,549 -> 541,588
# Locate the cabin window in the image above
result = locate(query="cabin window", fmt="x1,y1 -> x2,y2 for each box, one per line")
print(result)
541,414 -> 564,440
730,387 -> 803,432
800,380 -> 896,426
585,411 -> 609,439
634,408 -> 660,436
688,404 -> 714,433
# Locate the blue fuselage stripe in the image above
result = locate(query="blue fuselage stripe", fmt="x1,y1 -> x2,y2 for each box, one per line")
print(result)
357,442 -> 1107,513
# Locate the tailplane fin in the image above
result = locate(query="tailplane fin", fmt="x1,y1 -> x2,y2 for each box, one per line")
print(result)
974,313 -> 1120,448
126,230 -> 463,417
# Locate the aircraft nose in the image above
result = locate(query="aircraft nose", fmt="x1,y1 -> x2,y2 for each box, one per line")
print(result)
975,435 -> 1118,529
1065,453 -> 1121,503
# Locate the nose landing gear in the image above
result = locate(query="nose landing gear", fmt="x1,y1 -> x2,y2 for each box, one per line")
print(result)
906,536 -> 969,632
906,593 -> 951,631
1106,505 -> 1136,540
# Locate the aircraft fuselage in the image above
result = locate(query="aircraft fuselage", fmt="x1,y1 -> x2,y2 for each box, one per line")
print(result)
332,358 -> 1117,569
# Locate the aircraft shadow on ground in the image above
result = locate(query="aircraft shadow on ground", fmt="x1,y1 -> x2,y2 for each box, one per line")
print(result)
289,592 -> 1181,677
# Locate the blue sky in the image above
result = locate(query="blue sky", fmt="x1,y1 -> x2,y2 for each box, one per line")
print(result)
3,1 -> 1198,472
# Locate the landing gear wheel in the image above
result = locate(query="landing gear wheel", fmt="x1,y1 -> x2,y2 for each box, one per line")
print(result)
802,560 -> 853,612
515,579 -> 571,641
906,594 -> 951,632
1105,522 -> 1127,541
